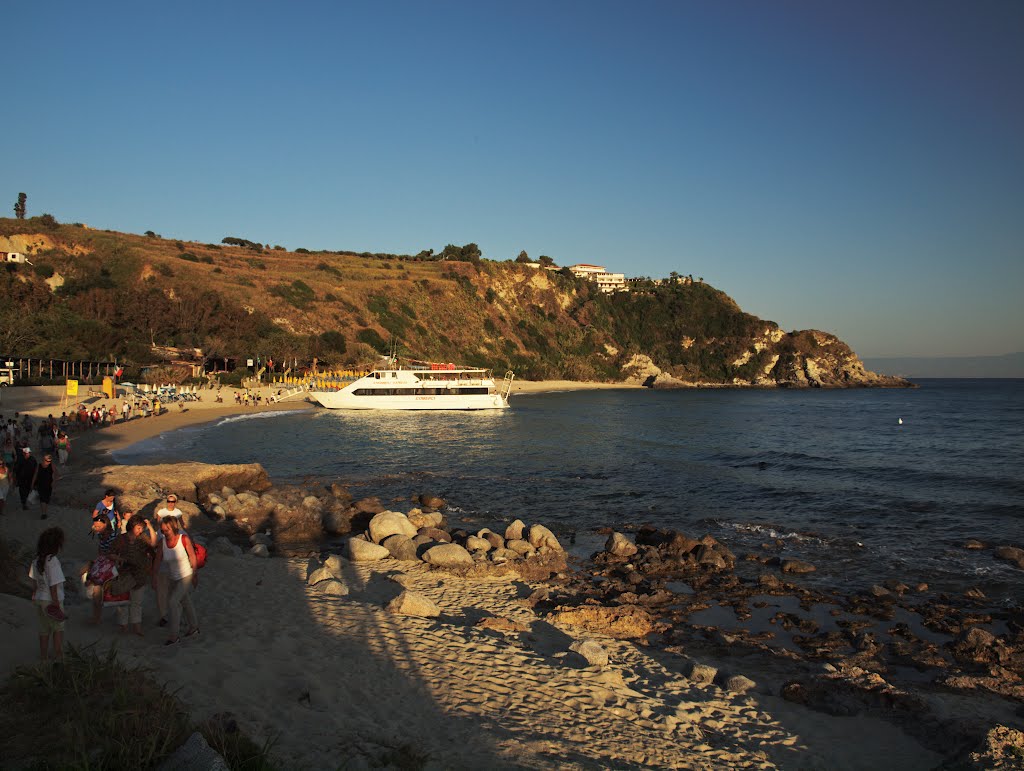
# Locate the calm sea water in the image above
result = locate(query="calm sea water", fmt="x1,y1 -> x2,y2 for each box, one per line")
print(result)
115,380 -> 1024,604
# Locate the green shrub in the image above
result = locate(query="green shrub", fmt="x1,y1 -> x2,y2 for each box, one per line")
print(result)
270,280 -> 315,309
320,330 -> 347,353
356,327 -> 388,351
177,252 -> 200,262
33,263 -> 55,278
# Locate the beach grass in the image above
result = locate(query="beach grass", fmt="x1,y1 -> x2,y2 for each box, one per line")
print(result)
0,643 -> 276,769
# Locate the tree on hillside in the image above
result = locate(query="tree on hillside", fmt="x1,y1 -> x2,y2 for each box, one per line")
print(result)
538,255 -> 554,267
515,251 -> 531,263
14,193 -> 26,219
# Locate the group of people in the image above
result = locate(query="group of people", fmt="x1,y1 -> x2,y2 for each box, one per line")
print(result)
1,412 -> 68,519
30,490 -> 202,662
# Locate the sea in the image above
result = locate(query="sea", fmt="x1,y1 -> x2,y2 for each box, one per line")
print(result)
114,379 -> 1024,606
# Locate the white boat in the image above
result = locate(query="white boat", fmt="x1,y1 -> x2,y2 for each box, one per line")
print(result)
309,363 -> 514,410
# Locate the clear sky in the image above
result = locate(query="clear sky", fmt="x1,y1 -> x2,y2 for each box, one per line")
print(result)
6,1 -> 1023,358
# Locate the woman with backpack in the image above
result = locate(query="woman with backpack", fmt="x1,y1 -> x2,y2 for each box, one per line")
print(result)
152,516 -> 199,645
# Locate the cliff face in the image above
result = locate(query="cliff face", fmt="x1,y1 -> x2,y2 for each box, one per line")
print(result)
0,219 -> 910,388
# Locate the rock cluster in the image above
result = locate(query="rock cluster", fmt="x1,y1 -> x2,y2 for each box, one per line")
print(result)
345,513 -> 567,579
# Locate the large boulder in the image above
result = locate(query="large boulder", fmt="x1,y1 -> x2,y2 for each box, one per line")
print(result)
382,534 -> 419,562
97,462 -> 270,507
368,511 -> 419,544
528,524 -> 563,552
386,590 -> 441,617
465,535 -> 492,552
347,538 -> 390,562
605,532 -> 638,557
422,544 -> 474,568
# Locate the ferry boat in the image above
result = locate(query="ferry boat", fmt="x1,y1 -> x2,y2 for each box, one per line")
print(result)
308,361 -> 514,411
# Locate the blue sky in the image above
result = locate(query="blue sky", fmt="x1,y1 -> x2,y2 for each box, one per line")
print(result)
6,1 -> 1023,358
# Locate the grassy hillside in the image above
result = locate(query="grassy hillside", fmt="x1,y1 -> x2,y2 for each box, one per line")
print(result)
0,216 -> 898,386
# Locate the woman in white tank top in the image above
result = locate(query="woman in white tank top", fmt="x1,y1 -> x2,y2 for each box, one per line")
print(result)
152,517 -> 199,645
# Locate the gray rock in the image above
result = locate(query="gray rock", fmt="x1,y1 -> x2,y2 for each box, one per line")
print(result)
302,495 -> 323,510
605,532 -> 638,557
688,663 -> 718,684
250,532 -> 272,547
347,537 -> 391,562
417,526 -> 451,543
369,511 -> 418,544
307,565 -> 336,586
210,504 -> 226,519
382,534 -> 419,561
528,524 -> 563,552
490,548 -> 521,562
211,536 -> 236,556
312,578 -> 349,596
479,530 -> 505,550
323,554 -> 347,575
506,539 -> 536,557
220,486 -> 236,498
722,674 -> 756,694
418,493 -> 446,510
465,535 -> 492,552
569,639 -> 609,668
386,590 -> 441,617
156,731 -> 229,771
505,519 -> 526,541
206,493 -> 223,506
249,544 -> 269,558
422,543 -> 474,568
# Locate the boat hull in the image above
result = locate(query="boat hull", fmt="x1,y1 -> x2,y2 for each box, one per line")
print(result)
310,391 -> 509,410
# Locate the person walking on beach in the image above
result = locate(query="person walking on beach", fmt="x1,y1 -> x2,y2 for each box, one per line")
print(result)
14,447 -> 37,510
29,527 -> 66,663
55,432 -> 71,466
31,453 -> 58,520
0,458 -> 10,516
154,494 -> 184,623
152,516 -> 199,645
109,513 -> 157,635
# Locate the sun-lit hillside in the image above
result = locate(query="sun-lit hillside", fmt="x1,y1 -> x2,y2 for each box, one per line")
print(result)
0,216 -> 907,387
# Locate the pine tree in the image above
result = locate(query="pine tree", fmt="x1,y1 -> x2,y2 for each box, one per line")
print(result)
14,192 -> 26,219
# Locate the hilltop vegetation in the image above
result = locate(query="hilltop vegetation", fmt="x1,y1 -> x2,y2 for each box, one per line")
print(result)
0,217 -> 904,387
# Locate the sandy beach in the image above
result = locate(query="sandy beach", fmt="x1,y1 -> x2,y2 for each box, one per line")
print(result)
0,384 -> 990,768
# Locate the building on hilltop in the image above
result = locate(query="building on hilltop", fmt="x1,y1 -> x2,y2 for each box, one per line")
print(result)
1,251 -> 31,264
566,263 -> 626,293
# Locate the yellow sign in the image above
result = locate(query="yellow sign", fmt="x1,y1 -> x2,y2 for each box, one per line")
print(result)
102,376 -> 114,398
66,379 -> 79,396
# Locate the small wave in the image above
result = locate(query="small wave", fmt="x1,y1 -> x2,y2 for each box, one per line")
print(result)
214,409 -> 306,427
717,521 -> 830,544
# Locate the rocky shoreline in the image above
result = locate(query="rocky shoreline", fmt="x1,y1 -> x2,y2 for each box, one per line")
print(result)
87,460 -> 1024,769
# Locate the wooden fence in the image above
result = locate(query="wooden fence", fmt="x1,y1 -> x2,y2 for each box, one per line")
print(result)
0,357 -> 119,384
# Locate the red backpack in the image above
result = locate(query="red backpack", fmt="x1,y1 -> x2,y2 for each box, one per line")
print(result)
185,536 -> 207,569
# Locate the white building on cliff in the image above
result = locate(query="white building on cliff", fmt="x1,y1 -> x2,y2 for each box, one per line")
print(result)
566,264 -> 626,293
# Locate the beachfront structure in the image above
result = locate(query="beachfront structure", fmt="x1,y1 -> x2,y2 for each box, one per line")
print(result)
567,264 -> 626,293
2,251 -> 30,264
